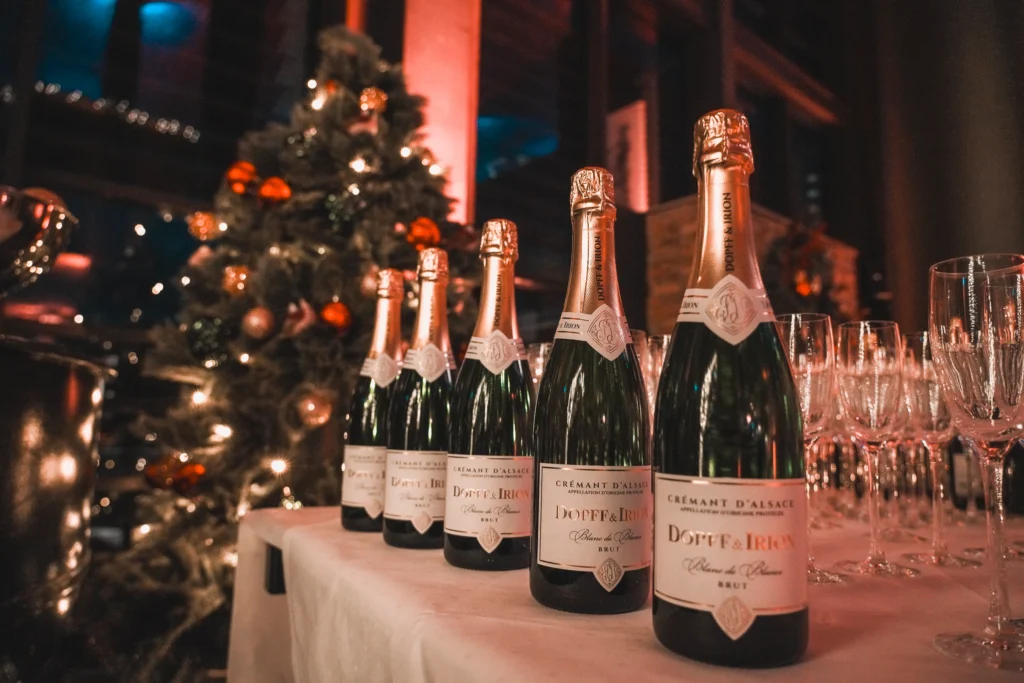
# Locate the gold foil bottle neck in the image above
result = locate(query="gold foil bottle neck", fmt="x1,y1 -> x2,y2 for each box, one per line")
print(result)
417,247 -> 449,283
479,218 -> 518,262
692,109 -> 755,175
570,167 -> 616,218
376,268 -> 404,299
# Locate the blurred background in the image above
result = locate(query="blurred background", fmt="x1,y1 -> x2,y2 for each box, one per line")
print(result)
0,0 -> 1022,677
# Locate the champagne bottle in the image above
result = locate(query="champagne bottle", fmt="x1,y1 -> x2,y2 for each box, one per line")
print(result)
342,268 -> 404,531
531,167 -> 652,614
446,219 -> 534,570
384,248 -> 455,549
652,110 -> 807,667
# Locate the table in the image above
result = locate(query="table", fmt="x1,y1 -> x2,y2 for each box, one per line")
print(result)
227,507 -> 1024,682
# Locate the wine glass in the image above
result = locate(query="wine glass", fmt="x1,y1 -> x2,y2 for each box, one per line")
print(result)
901,332 -> 981,568
527,342 -> 552,388
929,254 -> 1024,670
835,321 -> 919,577
646,334 -> 670,414
776,313 -> 845,584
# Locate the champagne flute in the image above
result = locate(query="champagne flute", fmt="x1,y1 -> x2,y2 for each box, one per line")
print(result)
901,332 -> 981,567
835,321 -> 920,577
646,334 -> 670,416
776,313 -> 845,584
929,254 -> 1024,670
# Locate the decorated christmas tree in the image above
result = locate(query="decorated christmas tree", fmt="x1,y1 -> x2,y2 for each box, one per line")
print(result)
77,26 -> 477,680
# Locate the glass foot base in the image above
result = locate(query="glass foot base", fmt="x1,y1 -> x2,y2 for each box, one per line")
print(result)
903,551 -> 983,568
934,632 -> 1024,671
964,547 -> 1024,561
881,527 -> 929,543
835,558 -> 921,577
809,563 -> 847,585
810,517 -> 844,531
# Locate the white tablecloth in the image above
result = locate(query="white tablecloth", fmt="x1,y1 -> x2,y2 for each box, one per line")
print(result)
227,507 -> 1024,682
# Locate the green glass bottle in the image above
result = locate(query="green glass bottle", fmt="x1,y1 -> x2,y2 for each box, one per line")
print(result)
342,268 -> 404,531
383,248 -> 454,549
446,219 -> 534,570
530,167 -> 652,614
652,109 -> 807,667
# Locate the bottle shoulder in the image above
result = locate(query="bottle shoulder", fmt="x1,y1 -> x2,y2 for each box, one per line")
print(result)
450,359 -> 533,456
654,322 -> 803,478
533,340 -> 650,466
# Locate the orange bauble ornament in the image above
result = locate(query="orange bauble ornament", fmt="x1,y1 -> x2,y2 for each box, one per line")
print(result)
188,211 -> 218,241
359,87 -> 388,114
241,306 -> 275,338
258,177 -> 292,205
223,265 -> 251,296
406,217 -> 441,251
226,161 -> 257,194
320,301 -> 353,333
145,455 -> 207,494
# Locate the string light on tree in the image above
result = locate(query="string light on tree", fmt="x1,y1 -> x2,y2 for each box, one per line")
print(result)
222,265 -> 251,296
269,458 -> 288,475
296,389 -> 334,426
349,156 -> 368,173
210,423 -> 233,442
187,211 -> 218,241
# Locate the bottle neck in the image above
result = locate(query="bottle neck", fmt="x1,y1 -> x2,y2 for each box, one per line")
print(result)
688,163 -> 764,290
411,280 -> 451,352
368,296 -> 403,361
474,256 -> 519,338
563,210 -> 624,315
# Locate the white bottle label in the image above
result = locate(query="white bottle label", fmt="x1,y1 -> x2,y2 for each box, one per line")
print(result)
341,445 -> 386,518
359,353 -> 400,388
384,450 -> 447,534
677,274 -> 772,345
464,331 -> 527,375
553,303 -> 631,361
536,464 -> 652,591
444,455 -> 534,552
405,344 -> 455,382
654,474 -> 808,641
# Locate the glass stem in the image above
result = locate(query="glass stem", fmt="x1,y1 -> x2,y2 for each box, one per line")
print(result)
966,448 -> 979,518
865,443 -> 886,565
805,437 -> 816,569
926,442 -> 948,559
979,445 -> 1014,641
887,444 -> 901,524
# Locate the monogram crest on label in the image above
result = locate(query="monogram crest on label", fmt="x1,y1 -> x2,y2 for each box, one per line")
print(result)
713,595 -> 756,640
466,331 -> 525,375
587,304 -> 627,360
371,353 -> 399,387
413,344 -> 448,382
478,526 -> 502,554
594,556 -> 624,592
702,275 -> 764,345
412,510 -> 434,535
363,498 -> 383,520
